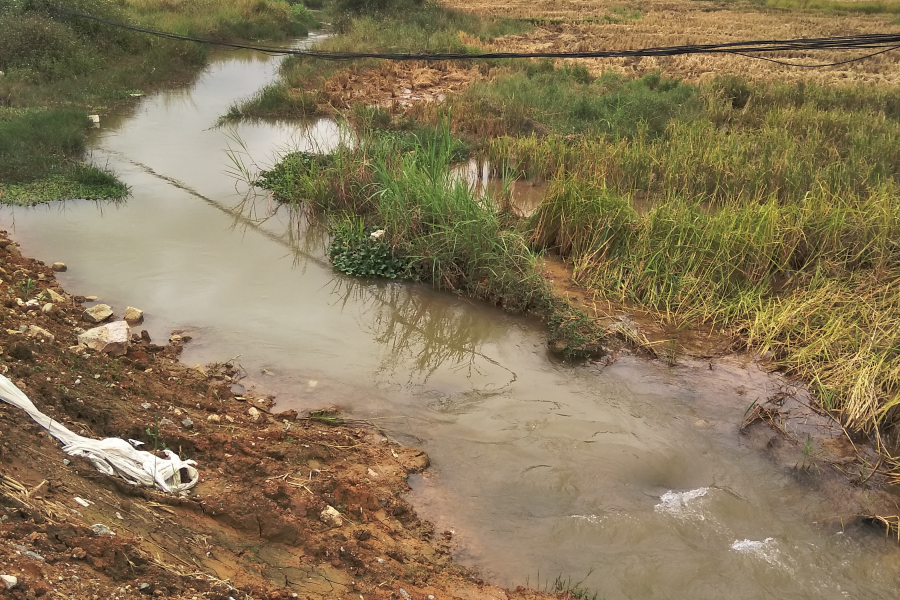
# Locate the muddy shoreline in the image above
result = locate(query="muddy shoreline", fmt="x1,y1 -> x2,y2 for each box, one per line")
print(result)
0,234 -> 562,600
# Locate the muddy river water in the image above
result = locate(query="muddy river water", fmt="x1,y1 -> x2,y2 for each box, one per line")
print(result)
4,43 -> 900,598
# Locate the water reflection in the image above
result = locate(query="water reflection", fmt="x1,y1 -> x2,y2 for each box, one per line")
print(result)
327,277 -> 517,387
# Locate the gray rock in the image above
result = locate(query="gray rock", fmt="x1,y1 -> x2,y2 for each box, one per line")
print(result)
83,303 -> 113,323
124,306 -> 144,325
51,262 -> 67,272
141,403 -> 152,410
1,574 -> 17,589
13,545 -> 44,561
91,523 -> 116,536
181,418 -> 194,429
77,321 -> 131,356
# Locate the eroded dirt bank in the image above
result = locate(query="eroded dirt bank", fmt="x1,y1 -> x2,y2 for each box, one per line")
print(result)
0,234 -> 556,600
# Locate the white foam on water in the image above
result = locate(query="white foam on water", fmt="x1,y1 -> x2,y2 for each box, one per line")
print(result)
654,487 -> 710,519
570,514 -> 602,524
731,537 -> 792,573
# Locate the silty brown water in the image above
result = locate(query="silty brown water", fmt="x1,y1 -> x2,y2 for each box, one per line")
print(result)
2,42 -> 899,599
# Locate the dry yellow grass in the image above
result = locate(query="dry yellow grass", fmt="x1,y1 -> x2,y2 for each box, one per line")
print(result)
448,0 -> 900,84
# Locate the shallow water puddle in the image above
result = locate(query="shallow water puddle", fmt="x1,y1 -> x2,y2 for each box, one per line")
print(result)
451,159 -> 547,217
2,43 -> 900,600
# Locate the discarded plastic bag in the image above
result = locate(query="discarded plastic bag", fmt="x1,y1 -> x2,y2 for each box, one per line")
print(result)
0,374 -> 198,493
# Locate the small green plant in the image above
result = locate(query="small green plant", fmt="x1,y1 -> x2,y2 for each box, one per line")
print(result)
796,434 -> 819,472
543,569 -> 601,600
327,218 -> 410,279
146,415 -> 168,452
17,278 -> 35,299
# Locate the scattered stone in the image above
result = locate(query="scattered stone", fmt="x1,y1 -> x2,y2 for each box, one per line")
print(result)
83,303 -> 113,323
207,414 -> 221,423
319,505 -> 343,527
5,244 -> 19,255
41,302 -> 56,314
181,418 -> 194,429
124,306 -> 144,325
84,295 -> 98,302
51,262 -> 67,272
63,459 -> 71,466
45,288 -> 65,303
74,497 -> 90,508
158,418 -> 175,428
71,548 -> 86,560
141,403 -> 152,410
27,325 -> 54,342
91,523 -> 116,536
1,575 -> 17,590
77,322 -> 131,355
139,583 -> 152,594
247,407 -> 261,422
224,415 -> 234,423
140,329 -> 152,343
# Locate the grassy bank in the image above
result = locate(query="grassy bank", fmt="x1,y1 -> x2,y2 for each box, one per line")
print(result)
468,73 -> 900,434
0,0 -> 317,205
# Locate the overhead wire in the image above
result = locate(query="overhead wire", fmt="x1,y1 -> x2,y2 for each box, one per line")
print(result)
52,6 -> 900,68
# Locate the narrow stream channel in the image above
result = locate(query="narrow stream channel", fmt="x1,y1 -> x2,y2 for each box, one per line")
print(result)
3,42 -> 900,599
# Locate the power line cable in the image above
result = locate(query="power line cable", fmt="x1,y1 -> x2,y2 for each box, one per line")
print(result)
52,7 -> 900,68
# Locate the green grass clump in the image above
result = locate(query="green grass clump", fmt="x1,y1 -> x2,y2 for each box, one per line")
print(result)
453,68 -> 696,138
256,119 -> 553,310
327,217 -> 410,279
0,169 -> 128,205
